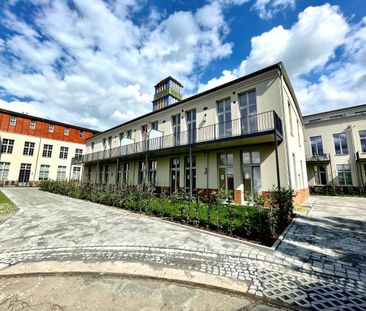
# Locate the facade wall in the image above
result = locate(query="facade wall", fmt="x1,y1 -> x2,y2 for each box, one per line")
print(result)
304,111 -> 366,188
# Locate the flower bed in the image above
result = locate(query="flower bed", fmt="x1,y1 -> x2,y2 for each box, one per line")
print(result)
40,180 -> 294,246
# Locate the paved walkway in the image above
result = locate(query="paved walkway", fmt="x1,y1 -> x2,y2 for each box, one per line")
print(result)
0,188 -> 365,310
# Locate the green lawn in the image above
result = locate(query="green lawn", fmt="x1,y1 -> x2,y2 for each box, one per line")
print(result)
0,190 -> 18,217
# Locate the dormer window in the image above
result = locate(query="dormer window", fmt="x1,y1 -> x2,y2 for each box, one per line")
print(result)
64,128 -> 70,136
9,116 -> 16,126
48,124 -> 55,133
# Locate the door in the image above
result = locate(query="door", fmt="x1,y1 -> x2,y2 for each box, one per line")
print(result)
239,91 -> 257,134
170,157 -> 180,193
18,163 -> 31,183
186,109 -> 196,144
172,114 -> 181,146
217,99 -> 232,138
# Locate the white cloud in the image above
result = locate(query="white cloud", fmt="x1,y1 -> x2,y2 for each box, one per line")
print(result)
0,0 -> 245,130
253,0 -> 295,19
199,4 -> 363,115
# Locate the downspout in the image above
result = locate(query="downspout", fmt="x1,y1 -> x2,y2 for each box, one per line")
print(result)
33,122 -> 43,182
278,68 -> 292,189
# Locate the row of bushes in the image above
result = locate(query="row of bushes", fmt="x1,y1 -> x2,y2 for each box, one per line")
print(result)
40,181 -> 294,246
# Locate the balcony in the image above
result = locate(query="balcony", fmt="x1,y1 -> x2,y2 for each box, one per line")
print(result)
72,110 -> 283,165
356,151 -> 366,162
306,153 -> 330,164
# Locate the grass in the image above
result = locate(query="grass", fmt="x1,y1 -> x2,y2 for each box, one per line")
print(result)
0,190 -> 18,217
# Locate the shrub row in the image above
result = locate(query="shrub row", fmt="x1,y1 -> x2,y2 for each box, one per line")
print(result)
40,180 -> 294,246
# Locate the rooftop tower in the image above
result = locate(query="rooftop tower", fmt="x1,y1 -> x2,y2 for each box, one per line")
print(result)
152,76 -> 183,111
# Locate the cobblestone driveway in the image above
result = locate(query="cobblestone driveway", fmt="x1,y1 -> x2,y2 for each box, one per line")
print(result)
0,188 -> 365,310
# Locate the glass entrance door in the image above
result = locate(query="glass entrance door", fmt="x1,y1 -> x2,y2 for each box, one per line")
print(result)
170,157 -> 180,193
242,152 -> 261,202
18,163 -> 31,183
239,91 -> 257,134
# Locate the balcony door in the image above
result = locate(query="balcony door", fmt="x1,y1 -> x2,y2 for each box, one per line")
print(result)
172,114 -> 181,146
239,91 -> 257,134
217,99 -> 232,138
19,163 -> 31,183
170,157 -> 180,193
186,109 -> 196,144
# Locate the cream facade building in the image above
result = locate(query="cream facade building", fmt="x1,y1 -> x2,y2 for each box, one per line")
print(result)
304,105 -> 366,191
73,63 -> 309,204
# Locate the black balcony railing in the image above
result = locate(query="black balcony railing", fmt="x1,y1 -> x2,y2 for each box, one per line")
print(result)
306,153 -> 330,163
72,110 -> 282,164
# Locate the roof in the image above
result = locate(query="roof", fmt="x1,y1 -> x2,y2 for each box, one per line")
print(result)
154,76 -> 184,88
92,62 -> 299,138
303,103 -> 366,119
0,108 -> 100,134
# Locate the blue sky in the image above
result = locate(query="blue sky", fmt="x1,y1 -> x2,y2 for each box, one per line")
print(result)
0,0 -> 365,130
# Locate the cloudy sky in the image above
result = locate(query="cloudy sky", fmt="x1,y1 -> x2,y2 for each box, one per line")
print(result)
0,0 -> 365,130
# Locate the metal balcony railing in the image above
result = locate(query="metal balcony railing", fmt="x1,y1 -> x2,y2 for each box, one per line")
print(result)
306,153 -> 330,163
72,110 -> 282,164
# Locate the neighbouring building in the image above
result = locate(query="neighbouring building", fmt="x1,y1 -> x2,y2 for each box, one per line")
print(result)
0,109 -> 99,185
304,105 -> 366,193
73,62 -> 309,205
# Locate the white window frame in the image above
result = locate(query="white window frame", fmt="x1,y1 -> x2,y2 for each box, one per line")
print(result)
59,146 -> 69,159
0,162 -> 10,180
39,165 -> 50,180
48,124 -> 55,133
23,141 -> 35,156
42,144 -> 53,157
29,120 -> 36,130
9,116 -> 16,126
57,166 -> 67,181
64,128 -> 70,136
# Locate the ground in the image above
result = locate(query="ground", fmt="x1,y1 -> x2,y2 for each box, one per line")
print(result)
0,188 -> 365,310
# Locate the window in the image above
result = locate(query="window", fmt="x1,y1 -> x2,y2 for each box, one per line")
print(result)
75,148 -> 83,157
151,121 -> 158,131
30,120 -> 36,130
108,136 -> 112,148
310,136 -> 324,155
218,153 -> 234,192
314,165 -> 327,185
360,130 -> 366,153
91,142 -> 95,152
57,166 -> 67,181
172,114 -> 181,146
99,165 -> 103,183
119,132 -> 124,144
102,138 -> 107,149
330,114 -> 344,119
239,90 -> 257,134
217,99 -> 232,138
242,151 -> 260,201
297,120 -> 301,146
333,133 -> 348,155
48,124 -> 54,133
288,102 -> 293,135
308,118 -> 321,123
292,153 -> 297,189
337,164 -> 352,186
1,139 -> 15,154
123,163 -> 129,184
0,162 -> 10,180
87,167 -> 91,182
79,130 -> 84,138
141,124 -> 148,139
149,160 -> 157,187
59,146 -> 69,159
39,165 -> 50,180
18,163 -> 31,183
185,156 -> 196,191
9,116 -> 16,126
42,144 -> 53,157
170,157 -> 180,193
104,165 -> 109,184
64,128 -> 70,136
138,161 -> 146,184
186,110 -> 196,144
72,166 -> 81,180
23,142 -> 35,156
126,130 -> 132,139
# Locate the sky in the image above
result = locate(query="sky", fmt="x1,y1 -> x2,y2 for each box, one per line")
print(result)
0,0 -> 365,130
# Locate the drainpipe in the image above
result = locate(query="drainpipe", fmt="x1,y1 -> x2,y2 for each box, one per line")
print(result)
278,68 -> 292,189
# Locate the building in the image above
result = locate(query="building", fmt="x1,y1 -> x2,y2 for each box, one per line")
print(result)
304,105 -> 366,192
0,109 -> 99,185
73,62 -> 309,205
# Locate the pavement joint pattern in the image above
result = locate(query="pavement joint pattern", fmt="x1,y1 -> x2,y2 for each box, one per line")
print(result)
0,189 -> 366,310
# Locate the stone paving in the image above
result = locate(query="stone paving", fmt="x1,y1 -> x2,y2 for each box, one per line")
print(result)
0,188 -> 366,310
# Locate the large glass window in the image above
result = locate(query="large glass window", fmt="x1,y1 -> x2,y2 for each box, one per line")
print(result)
149,160 -> 157,187
337,164 -> 352,186
0,162 -> 10,180
218,153 -> 234,192
185,156 -> 196,191
72,166 -> 81,180
39,165 -> 50,180
57,166 -> 67,181
75,148 -> 83,157
123,163 -> 129,184
314,165 -> 327,185
104,165 -> 109,184
42,144 -> 53,157
360,130 -> 366,153
170,157 -> 180,193
1,139 -> 14,154
217,99 -> 232,138
333,133 -> 348,155
117,162 -> 123,185
23,142 -> 35,156
138,161 -> 146,184
172,114 -> 181,146
186,110 -> 196,144
239,90 -> 257,134
18,163 -> 31,183
242,151 -> 261,201
59,146 -> 69,159
310,136 -> 324,155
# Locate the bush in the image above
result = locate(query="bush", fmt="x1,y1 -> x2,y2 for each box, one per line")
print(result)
40,180 -> 294,246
